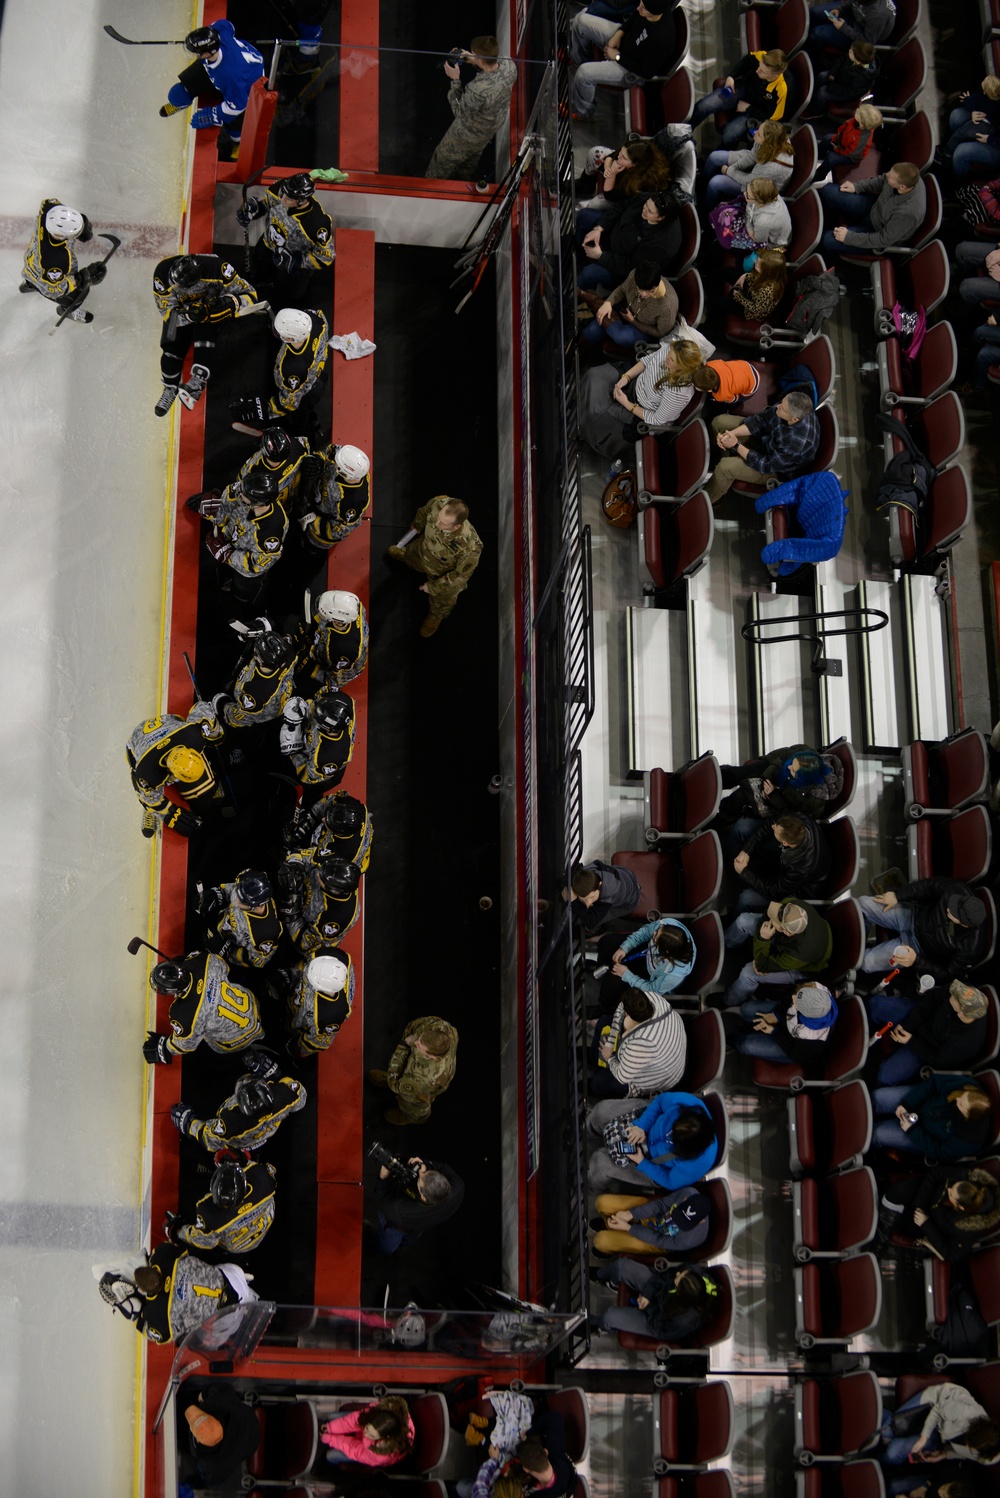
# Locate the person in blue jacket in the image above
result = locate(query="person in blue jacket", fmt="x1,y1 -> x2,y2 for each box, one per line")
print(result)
159,24 -> 265,155
588,1090 -> 717,1192
597,916 -> 696,997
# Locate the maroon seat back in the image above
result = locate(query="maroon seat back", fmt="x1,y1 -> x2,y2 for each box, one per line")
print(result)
821,738 -> 857,817
970,1247 -> 1000,1326
814,899 -> 865,986
884,109 -> 935,175
812,816 -> 860,902
905,238 -> 950,318
665,490 -> 714,584
787,187 -> 823,267
702,1088 -> 729,1169
680,1009 -> 725,1092
610,848 -> 678,917
743,0 -> 810,56
822,1079 -> 874,1171
783,51 -> 815,124
616,1264 -> 735,1351
802,1254 -> 882,1339
643,506 -> 667,590
875,35 -> 926,113
678,829 -> 723,913
674,910 -> 725,999
675,754 -> 723,834
934,804 -> 993,885
936,728 -> 991,810
408,1393 -> 450,1473
881,0 -> 919,48
913,391 -> 965,472
673,202 -> 701,277
673,267 -> 704,328
670,419 -> 711,500
975,889 -> 998,969
813,402 -> 840,471
913,320 -> 957,403
545,1389 -> 589,1463
796,333 -> 836,405
921,464 -> 971,562
824,1167 -> 880,1255
689,1380 -> 736,1461
658,66 -> 694,124
786,124 -> 819,200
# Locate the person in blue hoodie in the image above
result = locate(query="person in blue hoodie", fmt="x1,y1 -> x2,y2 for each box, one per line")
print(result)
588,1090 -> 717,1192
159,23 -> 265,155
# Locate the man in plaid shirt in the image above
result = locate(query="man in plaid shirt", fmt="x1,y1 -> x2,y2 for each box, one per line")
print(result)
705,393 -> 820,504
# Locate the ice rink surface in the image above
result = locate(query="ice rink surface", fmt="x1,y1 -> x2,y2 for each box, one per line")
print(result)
0,1 -> 191,1489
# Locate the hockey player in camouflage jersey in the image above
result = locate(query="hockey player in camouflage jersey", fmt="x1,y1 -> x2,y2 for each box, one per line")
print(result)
284,789 -> 373,872
238,427 -> 312,506
238,173 -> 334,309
270,307 -> 329,430
297,591 -> 369,690
153,252 -> 258,417
19,199 -> 107,323
216,629 -> 297,729
171,1066 -> 307,1153
279,688 -> 356,799
283,951 -> 355,1057
425,38 -> 518,181
126,699 -> 225,837
387,495 -> 483,636
278,850 -> 361,956
193,469 -> 289,584
200,870 -> 283,968
129,1242 -> 250,1345
142,952 -> 264,1065
169,1155 -> 277,1255
298,441 -> 371,551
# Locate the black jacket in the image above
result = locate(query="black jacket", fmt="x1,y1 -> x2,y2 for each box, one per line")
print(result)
896,878 -> 987,980
897,1166 -> 1000,1261
594,195 -> 683,282
376,1160 -> 465,1233
822,54 -> 878,101
617,10 -> 678,79
179,1384 -> 261,1487
897,985 -> 988,1070
640,1264 -> 714,1340
740,815 -> 831,900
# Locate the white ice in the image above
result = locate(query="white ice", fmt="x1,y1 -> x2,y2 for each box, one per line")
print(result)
0,1 -> 191,1490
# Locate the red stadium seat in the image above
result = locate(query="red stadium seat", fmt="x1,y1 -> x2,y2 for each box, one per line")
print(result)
841,174 -> 942,266
669,911 -> 725,1005
902,729 -> 990,820
783,51 -> 815,125
878,318 -> 957,412
247,1401 -> 318,1482
798,1461 -> 885,1498
974,889 -> 998,971
742,0 -> 810,57
787,188 -> 824,268
615,1263 -> 736,1354
752,991 -> 868,1091
611,834 -> 723,917
702,1088 -> 730,1169
807,815 -> 860,903
787,1078 -> 873,1176
641,490 -> 715,596
731,403 -> 837,500
786,124 -> 819,201
680,1010 -> 727,1092
658,66 -> 694,125
647,753 -> 723,840
792,1166 -> 879,1260
874,36 -> 927,118
640,419 -> 711,501
673,267 -> 704,328
907,804 -> 993,884
886,393 -> 965,476
544,1388 -> 590,1463
794,1369 -> 883,1462
837,110 -> 936,182
655,1380 -> 736,1468
871,240 -> 950,339
673,202 -> 701,277
794,1253 -> 882,1348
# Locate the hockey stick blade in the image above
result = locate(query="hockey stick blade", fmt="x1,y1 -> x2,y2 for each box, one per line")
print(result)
232,421 -> 264,437
126,937 -> 144,954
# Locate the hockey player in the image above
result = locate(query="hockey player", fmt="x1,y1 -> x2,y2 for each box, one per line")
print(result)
298,591 -> 369,690
159,24 -> 265,157
236,173 -> 334,308
279,688 -> 356,799
269,308 -> 329,431
126,699 -> 225,837
167,1152 -> 277,1255
142,953 -> 264,1064
108,1243 -> 255,1345
19,199 -> 107,324
278,851 -> 362,956
282,951 -> 355,1058
284,789 -> 374,872
153,252 -> 259,418
191,471 -> 289,595
298,442 -> 371,551
215,628 -> 297,728
171,1062 -> 307,1153
200,870 -> 283,968
238,427 -> 311,506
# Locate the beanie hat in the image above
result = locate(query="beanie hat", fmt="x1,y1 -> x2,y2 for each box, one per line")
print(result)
948,892 -> 986,928
794,982 -> 833,1018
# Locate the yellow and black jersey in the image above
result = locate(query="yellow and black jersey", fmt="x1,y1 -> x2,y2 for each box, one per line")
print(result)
286,702 -> 356,787
176,1160 -> 277,1254
191,1074 -> 307,1152
216,491 -> 289,578
287,952 -> 355,1054
211,888 -> 284,968
261,191 -> 335,269
270,311 -> 329,414
140,1243 -> 234,1345
153,254 -> 257,323
223,655 -> 297,728
305,603 -> 369,687
165,951 -> 264,1056
299,794 -> 374,873
303,466 -> 372,551
125,703 -> 223,816
238,436 -> 310,503
287,874 -> 361,956
22,197 -> 78,302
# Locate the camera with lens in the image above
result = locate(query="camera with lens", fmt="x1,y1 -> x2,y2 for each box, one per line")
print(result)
444,48 -> 464,70
369,1141 -> 422,1189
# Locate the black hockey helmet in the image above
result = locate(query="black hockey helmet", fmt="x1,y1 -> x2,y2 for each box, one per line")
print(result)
235,870 -> 272,906
278,173 -> 316,200
321,793 -> 366,833
169,256 -> 201,288
210,1152 -> 249,1209
185,26 -> 222,55
234,1075 -> 275,1117
259,427 -> 293,464
317,853 -> 361,895
150,961 -> 192,998
254,631 -> 292,669
313,690 -> 352,732
241,469 -> 279,504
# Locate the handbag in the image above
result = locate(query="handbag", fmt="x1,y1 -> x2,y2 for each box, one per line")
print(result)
709,199 -> 755,250
602,469 -> 638,529
602,1106 -> 645,1161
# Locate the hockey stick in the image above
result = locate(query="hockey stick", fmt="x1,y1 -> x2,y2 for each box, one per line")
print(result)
48,232 -> 122,336
127,935 -> 171,960
182,651 -> 239,816
103,24 -> 286,46
240,167 -> 268,277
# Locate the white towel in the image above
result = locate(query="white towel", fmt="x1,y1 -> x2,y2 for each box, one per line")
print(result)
331,332 -> 376,360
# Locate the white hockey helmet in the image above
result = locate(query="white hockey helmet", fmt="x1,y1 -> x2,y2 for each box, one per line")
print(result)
584,146 -> 613,176
317,590 -> 360,624
273,308 -> 312,344
45,205 -> 85,240
307,954 -> 348,994
333,444 -> 370,483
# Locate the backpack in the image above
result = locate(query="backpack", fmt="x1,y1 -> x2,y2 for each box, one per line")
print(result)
873,413 -> 934,520
785,271 -> 842,336
930,1279 -> 989,1359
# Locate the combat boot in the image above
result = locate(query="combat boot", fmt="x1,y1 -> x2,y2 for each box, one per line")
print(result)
386,544 -> 408,561
419,614 -> 440,637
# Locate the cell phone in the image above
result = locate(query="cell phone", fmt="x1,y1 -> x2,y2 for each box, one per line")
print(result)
824,8 -> 837,15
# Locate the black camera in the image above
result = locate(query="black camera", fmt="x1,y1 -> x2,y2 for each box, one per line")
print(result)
369,1141 -> 421,1189
444,48 -> 464,70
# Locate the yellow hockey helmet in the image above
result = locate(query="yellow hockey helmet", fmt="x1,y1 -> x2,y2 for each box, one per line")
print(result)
165,746 -> 209,784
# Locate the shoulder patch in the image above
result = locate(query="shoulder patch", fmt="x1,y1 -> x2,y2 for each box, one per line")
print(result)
263,537 -> 280,551
220,261 -> 235,278
242,694 -> 256,708
316,228 -> 330,243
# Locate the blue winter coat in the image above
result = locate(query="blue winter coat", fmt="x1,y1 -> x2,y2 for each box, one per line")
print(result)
631,1091 -> 717,1191
756,471 -> 848,576
617,917 -> 696,995
204,21 -> 265,117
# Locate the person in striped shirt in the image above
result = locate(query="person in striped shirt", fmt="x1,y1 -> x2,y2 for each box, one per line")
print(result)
590,988 -> 688,1098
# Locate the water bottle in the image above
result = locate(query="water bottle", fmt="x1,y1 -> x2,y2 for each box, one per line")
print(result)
607,458 -> 624,483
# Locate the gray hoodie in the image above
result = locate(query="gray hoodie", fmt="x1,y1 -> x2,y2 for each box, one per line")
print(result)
724,143 -> 795,193
746,195 -> 793,248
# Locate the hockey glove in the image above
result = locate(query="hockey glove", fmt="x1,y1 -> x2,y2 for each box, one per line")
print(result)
80,262 -> 107,289
273,248 -> 296,273
198,884 -> 227,920
230,395 -> 269,427
205,534 -> 235,565
163,804 -> 201,836
163,1210 -> 185,1244
299,512 -> 318,532
191,105 -> 225,129
143,1032 -> 174,1066
244,1046 -> 281,1081
170,1102 -> 195,1135
236,196 -> 267,227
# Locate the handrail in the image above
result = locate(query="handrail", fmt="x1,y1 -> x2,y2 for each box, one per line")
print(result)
741,605 -> 889,648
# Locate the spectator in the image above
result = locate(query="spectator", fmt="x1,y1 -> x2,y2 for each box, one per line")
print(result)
568,0 -> 678,122
941,76 -> 1000,180
178,1385 -> 260,1489
589,987 -> 688,1097
579,337 -> 703,459
704,393 -> 820,506
578,190 -> 682,290
882,1166 -> 1000,1262
588,1089 -> 716,1192
887,1476 -> 976,1498
716,744 -> 844,826
579,259 -> 679,354
511,1416 -> 578,1498
867,979 -> 990,1086
592,1260 -> 722,1339
731,813 -> 832,913
591,1184 -> 711,1256
872,1075 -> 993,1160
730,246 -> 789,321
690,49 -> 789,148
692,358 -> 762,404
819,163 -> 926,259
727,980 -> 838,1067
858,879 -> 987,978
596,915 -> 697,997
955,240 -> 1000,310
704,118 -> 796,211
967,313 -> 1000,389
373,1154 -> 464,1253
818,102 -> 883,174
321,1397 -> 414,1467
810,39 -> 878,117
723,898 -> 833,1004
562,860 -> 641,935
578,139 -> 675,238
742,177 -> 793,250
809,0 -> 897,54
881,1384 -> 1000,1465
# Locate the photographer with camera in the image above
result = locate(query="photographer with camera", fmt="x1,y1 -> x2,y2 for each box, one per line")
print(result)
370,1143 -> 464,1254
425,37 -> 517,182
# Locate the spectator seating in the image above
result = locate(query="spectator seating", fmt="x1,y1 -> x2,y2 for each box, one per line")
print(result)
877,318 -> 958,411
974,889 -> 999,971
669,911 -> 726,1007
544,1388 -> 590,1463
674,267 -> 705,327
246,1401 -> 319,1485
786,124 -> 820,201
807,815 -> 860,902
793,1252 -> 882,1348
788,1079 -> 874,1176
880,390 -> 964,475
793,1369 -> 883,1463
822,737 -> 858,819
641,490 -> 715,597
874,37 -> 928,120
906,464 -> 973,569
639,420 -> 711,502
833,110 -> 935,182
791,1166 -> 879,1260
783,52 -> 816,127
840,173 -> 942,266
702,1088 -> 730,1169
729,403 -> 838,502
680,1011 -> 727,1091
674,202 -> 702,278
739,332 -> 837,416
871,240 -> 951,341
660,1472 -> 737,1498
797,1461 -> 886,1498
913,986 -> 1000,1075
751,991 -> 868,1092
404,1394 -> 451,1474
654,1380 -> 736,1469
787,188 -> 825,269
675,1176 -> 734,1261
741,0 -> 810,59
878,0 -> 921,51
611,835 -> 724,917
614,1262 -> 736,1354
924,1241 -> 1000,1343
906,802 -> 993,884
902,728 -> 990,820
757,463 -> 848,577
723,252 -> 828,348
646,753 -> 723,841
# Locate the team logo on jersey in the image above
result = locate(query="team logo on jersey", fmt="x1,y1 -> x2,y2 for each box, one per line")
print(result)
47,267 -> 62,281
242,694 -> 256,708
221,262 -> 235,278
264,537 -> 280,551
171,1019 -> 184,1034
260,940 -> 275,954
322,923 -> 338,936
317,228 -> 330,242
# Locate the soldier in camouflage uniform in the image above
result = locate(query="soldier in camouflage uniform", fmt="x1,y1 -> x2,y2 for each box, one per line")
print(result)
369,1016 -> 459,1125
168,1156 -> 277,1255
130,1243 -> 251,1345
142,952 -> 264,1065
388,496 -> 483,637
126,698 -> 225,837
284,789 -> 374,872
171,1066 -> 308,1153
200,869 -> 283,969
282,951 -> 355,1057
426,38 -> 518,181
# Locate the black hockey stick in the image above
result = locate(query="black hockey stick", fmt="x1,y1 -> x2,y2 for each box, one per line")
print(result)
240,167 -> 268,277
103,24 -> 287,46
127,936 -> 171,960
49,232 -> 122,336
182,651 -> 240,816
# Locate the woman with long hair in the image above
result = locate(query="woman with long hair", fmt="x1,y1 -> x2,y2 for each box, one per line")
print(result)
872,1076 -> 993,1160
731,246 -> 789,321
579,337 -> 704,459
321,1396 -> 414,1467
704,118 -> 796,210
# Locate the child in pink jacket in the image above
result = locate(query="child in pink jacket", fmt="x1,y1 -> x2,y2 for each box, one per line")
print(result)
322,1397 -> 414,1467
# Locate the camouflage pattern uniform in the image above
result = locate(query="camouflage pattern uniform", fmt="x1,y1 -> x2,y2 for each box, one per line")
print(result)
213,486 -> 289,577
300,460 -> 371,551
270,309 -> 329,418
22,197 -> 81,301
426,59 -> 518,180
138,1244 -> 239,1345
206,881 -> 284,968
292,791 -> 374,871
286,951 -> 356,1055
283,695 -> 356,789
402,495 -> 483,620
126,701 -> 224,825
280,852 -> 360,955
384,1016 -> 459,1123
176,1160 -> 277,1254
257,188 -> 335,269
298,599 -> 369,688
163,951 -> 264,1057
177,1073 -> 308,1153
238,436 -> 311,506
222,651 -> 297,728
